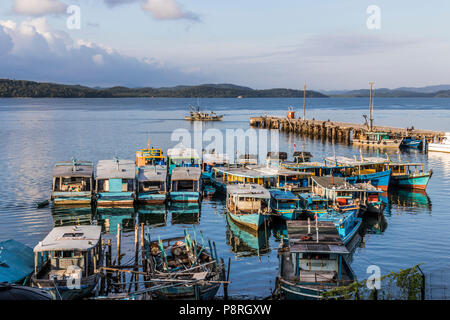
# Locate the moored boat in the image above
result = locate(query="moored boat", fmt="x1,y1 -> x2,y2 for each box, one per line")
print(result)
31,225 -> 103,300
226,184 -> 272,231
135,140 -> 166,167
352,132 -> 402,149
277,220 -> 356,300
167,146 -> 201,175
95,158 -> 136,207
386,162 -> 432,190
51,159 -> 94,205
185,106 -> 224,121
169,167 -> 202,203
400,136 -> 423,149
269,189 -> 302,220
137,165 -> 168,204
428,132 -> 450,153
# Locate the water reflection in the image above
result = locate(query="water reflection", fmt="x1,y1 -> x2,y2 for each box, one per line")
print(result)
226,214 -> 270,258
95,206 -> 135,234
51,205 -> 94,227
362,213 -> 388,235
137,205 -> 167,227
388,189 -> 432,213
170,203 -> 201,225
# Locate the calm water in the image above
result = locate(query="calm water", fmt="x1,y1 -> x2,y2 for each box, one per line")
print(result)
1,97 -> 450,298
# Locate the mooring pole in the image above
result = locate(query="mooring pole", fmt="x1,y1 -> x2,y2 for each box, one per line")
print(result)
369,81 -> 374,131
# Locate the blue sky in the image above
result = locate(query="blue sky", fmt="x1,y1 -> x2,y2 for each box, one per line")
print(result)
0,0 -> 449,89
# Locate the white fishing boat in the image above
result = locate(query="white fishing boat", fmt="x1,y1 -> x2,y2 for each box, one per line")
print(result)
428,133 -> 450,153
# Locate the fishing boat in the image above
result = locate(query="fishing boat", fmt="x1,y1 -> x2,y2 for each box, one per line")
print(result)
169,167 -> 202,203
265,152 -> 288,167
31,225 -> 103,300
211,165 -> 277,192
0,240 -> 45,285
324,156 -> 391,191
136,140 -> 166,167
269,189 -> 302,220
269,168 -> 312,193
297,193 -> 329,220
146,233 -> 224,300
428,132 -> 450,153
95,158 -> 136,207
184,106 -> 224,121
281,161 -> 345,177
352,183 -> 385,215
400,136 -> 423,149
237,153 -> 258,165
353,132 -> 402,149
202,153 -> 230,179
137,165 -> 168,204
226,184 -> 272,231
167,146 -> 201,175
277,220 -> 356,300
51,160 -> 94,205
386,162 -> 432,190
293,151 -> 313,163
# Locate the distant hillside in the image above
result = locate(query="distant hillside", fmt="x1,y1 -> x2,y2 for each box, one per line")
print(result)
331,87 -> 450,98
0,79 -> 327,98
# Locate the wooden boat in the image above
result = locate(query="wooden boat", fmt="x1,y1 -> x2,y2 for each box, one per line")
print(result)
95,158 -> 136,207
184,106 -> 224,121
226,184 -> 271,230
400,136 -> 423,149
167,146 -> 201,175
428,132 -> 450,153
211,165 -> 277,192
324,156 -> 391,191
0,283 -> 52,300
135,140 -> 166,167
386,162 -> 432,190
269,189 -> 302,220
169,167 -> 202,203
277,220 -> 356,300
297,193 -> 329,220
137,165 -> 168,204
31,225 -> 103,300
0,240 -> 45,285
293,151 -> 313,163
51,160 -> 94,205
146,233 -> 224,300
202,153 -> 230,179
352,132 -> 402,149
352,183 -> 385,215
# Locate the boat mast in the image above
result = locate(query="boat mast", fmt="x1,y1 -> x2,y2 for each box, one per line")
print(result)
369,81 -> 374,131
303,82 -> 306,120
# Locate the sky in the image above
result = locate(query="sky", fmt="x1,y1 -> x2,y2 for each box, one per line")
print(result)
0,0 -> 449,90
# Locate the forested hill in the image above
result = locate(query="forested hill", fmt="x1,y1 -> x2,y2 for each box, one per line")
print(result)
0,79 -> 328,98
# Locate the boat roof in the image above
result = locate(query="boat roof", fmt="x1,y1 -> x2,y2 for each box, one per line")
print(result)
167,146 -> 200,159
269,189 -> 298,201
34,225 -> 102,252
170,167 -> 201,180
227,184 -> 271,199
203,153 -> 230,164
387,162 -> 423,167
248,165 -> 312,177
213,166 -> 276,178
96,159 -> 136,180
138,165 -> 167,182
293,151 -> 313,157
53,161 -> 93,178
325,156 -> 388,166
312,176 -> 362,191
0,240 -> 35,283
266,152 -> 287,160
352,182 -> 383,193
297,193 -> 328,201
281,161 -> 340,169
286,221 -> 348,254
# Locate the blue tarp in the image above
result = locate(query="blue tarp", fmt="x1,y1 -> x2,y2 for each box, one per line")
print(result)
0,240 -> 35,284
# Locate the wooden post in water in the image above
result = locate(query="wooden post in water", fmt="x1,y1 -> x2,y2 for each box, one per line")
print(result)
134,223 -> 139,292
303,82 -> 306,120
140,223 -> 146,275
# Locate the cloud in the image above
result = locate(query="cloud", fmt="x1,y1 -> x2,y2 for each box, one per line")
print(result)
103,0 -> 139,7
141,0 -> 200,21
12,0 -> 67,16
0,18 -> 204,87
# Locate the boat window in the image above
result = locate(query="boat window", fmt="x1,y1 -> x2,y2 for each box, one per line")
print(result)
62,232 -> 84,238
54,177 -> 61,191
141,181 -> 162,192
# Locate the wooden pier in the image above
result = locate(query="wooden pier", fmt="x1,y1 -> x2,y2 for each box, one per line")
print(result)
249,116 -> 445,144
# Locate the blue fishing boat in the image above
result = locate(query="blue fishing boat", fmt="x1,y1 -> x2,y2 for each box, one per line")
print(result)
169,167 -> 202,203
226,184 -> 272,231
277,220 -> 356,300
31,225 -> 103,300
297,193 -> 329,220
51,159 -> 94,205
167,146 -> 201,175
269,189 -> 302,220
211,165 -> 277,193
401,136 -> 423,149
137,165 -> 168,204
95,158 -> 136,206
146,233 -> 224,300
386,162 -> 432,190
0,240 -> 45,285
201,153 -> 230,180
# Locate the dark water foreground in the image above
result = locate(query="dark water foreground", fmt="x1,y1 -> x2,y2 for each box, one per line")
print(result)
0,97 -> 449,299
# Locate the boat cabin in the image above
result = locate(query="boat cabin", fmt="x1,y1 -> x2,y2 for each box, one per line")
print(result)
167,146 -> 201,174
169,167 -> 202,202
137,165 -> 168,204
269,189 -> 301,220
136,141 -> 165,167
212,165 -> 277,190
324,156 -> 388,176
95,158 -> 136,206
51,160 -> 94,205
31,225 -> 102,300
202,153 -> 230,176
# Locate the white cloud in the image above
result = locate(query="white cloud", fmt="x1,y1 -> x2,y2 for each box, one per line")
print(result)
13,0 -> 67,16
0,17 -> 203,87
141,0 -> 199,21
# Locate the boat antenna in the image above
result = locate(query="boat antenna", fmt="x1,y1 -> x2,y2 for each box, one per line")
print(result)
369,81 -> 374,131
315,215 -> 319,243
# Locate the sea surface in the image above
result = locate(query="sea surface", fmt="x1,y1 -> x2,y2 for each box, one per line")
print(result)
0,97 -> 449,299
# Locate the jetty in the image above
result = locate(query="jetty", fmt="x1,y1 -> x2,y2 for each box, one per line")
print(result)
249,116 -> 445,144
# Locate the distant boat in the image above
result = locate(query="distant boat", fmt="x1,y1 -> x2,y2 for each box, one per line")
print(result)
400,136 -> 423,149
184,106 -> 224,121
428,132 -> 450,153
